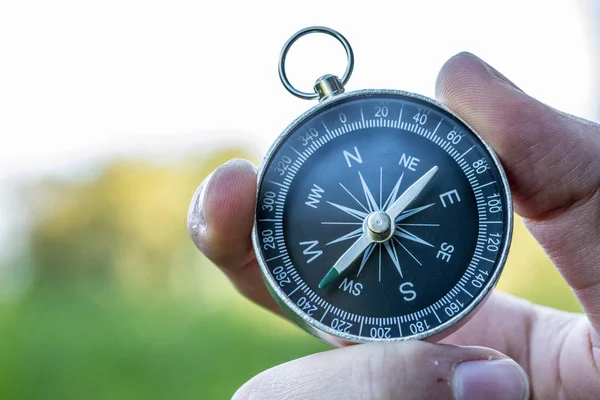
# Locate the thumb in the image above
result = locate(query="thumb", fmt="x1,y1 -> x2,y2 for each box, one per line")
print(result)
234,341 -> 529,400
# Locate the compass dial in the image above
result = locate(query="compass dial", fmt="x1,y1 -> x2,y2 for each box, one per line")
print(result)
253,90 -> 512,343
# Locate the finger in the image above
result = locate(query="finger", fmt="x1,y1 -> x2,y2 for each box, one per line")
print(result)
441,291 -> 566,397
187,159 -> 284,315
435,53 -> 600,334
436,52 -> 600,219
443,292 -> 600,399
234,341 -> 529,400
440,292 -> 537,367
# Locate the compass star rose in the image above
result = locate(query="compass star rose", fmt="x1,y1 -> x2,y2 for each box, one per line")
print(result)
322,168 -> 439,281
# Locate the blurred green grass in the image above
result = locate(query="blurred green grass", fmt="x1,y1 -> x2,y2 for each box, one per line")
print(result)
0,290 -> 327,399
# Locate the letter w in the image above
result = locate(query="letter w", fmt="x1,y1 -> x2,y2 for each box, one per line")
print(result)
299,241 -> 323,264
305,184 -> 325,209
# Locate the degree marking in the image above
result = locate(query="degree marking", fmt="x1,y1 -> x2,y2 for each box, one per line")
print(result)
460,286 -> 474,298
266,254 -> 285,262
397,106 -> 404,128
268,180 -> 288,189
474,181 -> 496,190
432,119 -> 442,135
359,319 -> 364,336
288,286 -> 301,296
319,309 -> 328,323
460,145 -> 475,159
433,309 -> 442,323
288,145 -> 304,158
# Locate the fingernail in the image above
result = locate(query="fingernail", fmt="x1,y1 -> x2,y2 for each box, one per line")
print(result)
452,359 -> 530,400
187,169 -> 218,241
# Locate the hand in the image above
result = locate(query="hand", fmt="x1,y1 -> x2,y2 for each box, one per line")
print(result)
188,53 -> 600,399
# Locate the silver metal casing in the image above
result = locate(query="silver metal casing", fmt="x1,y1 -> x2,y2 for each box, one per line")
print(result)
251,89 -> 513,346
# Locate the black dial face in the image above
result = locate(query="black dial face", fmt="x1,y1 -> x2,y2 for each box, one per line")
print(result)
255,91 -> 511,341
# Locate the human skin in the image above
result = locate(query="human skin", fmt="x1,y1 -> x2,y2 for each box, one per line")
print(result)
188,53 -> 600,399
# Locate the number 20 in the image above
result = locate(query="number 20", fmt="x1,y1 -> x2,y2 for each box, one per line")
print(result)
375,106 -> 388,117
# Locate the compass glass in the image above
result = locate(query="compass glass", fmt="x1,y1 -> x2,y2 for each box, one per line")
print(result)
254,91 -> 511,342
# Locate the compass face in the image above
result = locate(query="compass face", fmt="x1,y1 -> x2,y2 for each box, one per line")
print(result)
253,90 -> 512,343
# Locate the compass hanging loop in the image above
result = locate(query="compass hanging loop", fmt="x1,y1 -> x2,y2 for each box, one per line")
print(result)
278,26 -> 354,101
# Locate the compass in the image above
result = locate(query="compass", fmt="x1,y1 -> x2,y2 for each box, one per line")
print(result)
252,27 -> 512,345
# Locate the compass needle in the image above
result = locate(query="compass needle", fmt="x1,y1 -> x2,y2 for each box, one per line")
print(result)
385,166 -> 438,221
319,233 -> 372,289
253,26 -> 512,344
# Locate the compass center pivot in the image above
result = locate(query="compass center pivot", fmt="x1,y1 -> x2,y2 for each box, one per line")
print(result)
366,211 -> 394,243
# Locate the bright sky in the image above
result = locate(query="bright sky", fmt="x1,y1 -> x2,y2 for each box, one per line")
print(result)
0,0 -> 598,256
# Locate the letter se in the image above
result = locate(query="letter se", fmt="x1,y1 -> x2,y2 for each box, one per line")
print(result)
436,242 -> 455,262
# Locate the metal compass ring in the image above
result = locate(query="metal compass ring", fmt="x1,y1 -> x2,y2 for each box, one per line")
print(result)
278,26 -> 354,100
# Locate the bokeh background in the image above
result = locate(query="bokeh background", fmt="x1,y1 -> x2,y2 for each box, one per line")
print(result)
0,1 -> 599,398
